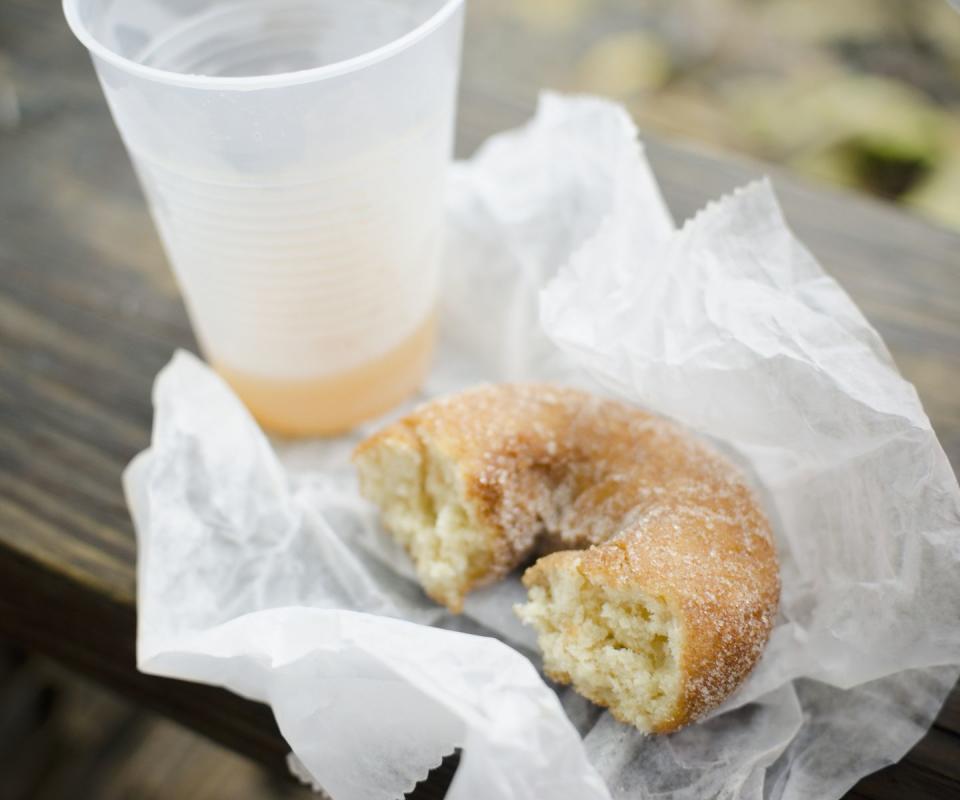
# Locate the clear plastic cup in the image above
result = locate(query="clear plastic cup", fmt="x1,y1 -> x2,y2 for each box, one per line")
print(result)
63,0 -> 465,436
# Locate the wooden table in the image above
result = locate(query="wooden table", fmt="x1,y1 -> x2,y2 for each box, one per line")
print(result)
1,1 -> 958,798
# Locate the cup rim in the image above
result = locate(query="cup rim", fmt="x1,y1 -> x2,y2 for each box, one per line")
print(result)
63,0 -> 464,91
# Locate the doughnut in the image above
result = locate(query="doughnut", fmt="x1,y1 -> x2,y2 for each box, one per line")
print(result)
353,384 -> 779,732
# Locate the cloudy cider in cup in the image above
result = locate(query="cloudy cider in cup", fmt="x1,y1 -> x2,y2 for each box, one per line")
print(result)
215,313 -> 437,437
145,111 -> 449,436
65,0 -> 464,435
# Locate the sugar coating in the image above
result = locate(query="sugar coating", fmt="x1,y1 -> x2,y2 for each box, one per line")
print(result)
353,384 -> 780,733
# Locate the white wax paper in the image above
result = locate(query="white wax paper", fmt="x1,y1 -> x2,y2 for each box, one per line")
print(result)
126,94 -> 960,800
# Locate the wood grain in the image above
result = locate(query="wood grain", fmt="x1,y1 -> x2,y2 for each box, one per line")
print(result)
0,1 -> 957,799
0,652 -> 316,800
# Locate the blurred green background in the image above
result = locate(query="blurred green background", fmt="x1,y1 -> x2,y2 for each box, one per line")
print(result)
467,0 -> 960,229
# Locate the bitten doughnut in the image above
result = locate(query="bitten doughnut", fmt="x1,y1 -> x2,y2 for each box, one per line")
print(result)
353,384 -> 779,732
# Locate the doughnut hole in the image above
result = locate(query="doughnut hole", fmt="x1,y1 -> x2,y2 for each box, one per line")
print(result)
517,555 -> 681,732
354,430 -> 494,612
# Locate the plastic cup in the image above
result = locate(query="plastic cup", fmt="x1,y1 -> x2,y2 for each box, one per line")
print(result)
64,0 -> 465,436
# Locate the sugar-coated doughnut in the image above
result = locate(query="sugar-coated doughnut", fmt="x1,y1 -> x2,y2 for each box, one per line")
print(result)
353,384 -> 779,732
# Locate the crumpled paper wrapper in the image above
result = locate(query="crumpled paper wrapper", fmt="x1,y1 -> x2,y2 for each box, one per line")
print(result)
125,93 -> 960,800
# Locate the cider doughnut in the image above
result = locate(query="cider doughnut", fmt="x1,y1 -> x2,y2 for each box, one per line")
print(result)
353,384 -> 779,732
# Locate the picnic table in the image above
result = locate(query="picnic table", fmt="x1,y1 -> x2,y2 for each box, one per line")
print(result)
1,1 -> 958,798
